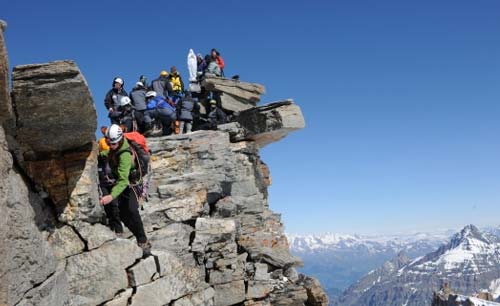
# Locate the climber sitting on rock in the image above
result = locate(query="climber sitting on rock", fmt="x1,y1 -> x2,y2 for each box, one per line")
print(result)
116,96 -> 137,132
199,99 -> 227,130
99,124 -> 151,257
144,91 -> 177,136
104,77 -> 128,124
204,55 -> 221,77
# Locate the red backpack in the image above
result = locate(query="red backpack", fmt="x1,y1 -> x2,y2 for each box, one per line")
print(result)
124,132 -> 150,154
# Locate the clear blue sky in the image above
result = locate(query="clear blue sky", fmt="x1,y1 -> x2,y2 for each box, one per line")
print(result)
4,0 -> 500,235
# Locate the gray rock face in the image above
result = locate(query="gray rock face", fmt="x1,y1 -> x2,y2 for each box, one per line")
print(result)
191,218 -> 237,253
142,130 -> 324,305
10,60 -> 101,223
213,280 -> 246,306
48,225 -> 85,259
12,60 -> 96,153
69,221 -> 115,250
102,289 -> 133,306
225,100 -> 306,147
129,255 -> 206,306
16,268 -> 70,306
65,239 -> 142,306
147,222 -> 193,254
0,125 -> 69,306
171,287 -> 215,306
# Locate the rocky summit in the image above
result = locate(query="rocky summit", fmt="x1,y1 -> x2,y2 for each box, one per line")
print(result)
0,22 -> 328,306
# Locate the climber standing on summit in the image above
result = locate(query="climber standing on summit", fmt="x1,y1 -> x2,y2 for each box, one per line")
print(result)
151,70 -> 173,99
99,124 -> 151,257
104,77 -> 128,124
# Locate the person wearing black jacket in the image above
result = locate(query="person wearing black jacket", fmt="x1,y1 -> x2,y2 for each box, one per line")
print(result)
199,99 -> 227,130
129,81 -> 147,132
104,77 -> 128,124
178,92 -> 195,133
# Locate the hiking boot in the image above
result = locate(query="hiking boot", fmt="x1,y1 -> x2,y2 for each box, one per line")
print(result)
138,240 -> 152,258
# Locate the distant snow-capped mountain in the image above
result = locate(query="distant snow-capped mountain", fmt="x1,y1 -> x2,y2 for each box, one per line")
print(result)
288,230 -> 453,254
334,225 -> 500,306
287,230 -> 452,301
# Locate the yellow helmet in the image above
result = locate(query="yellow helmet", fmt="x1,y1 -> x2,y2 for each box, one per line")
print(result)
160,70 -> 168,76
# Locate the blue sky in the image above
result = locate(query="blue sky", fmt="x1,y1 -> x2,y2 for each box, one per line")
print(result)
3,0 -> 500,234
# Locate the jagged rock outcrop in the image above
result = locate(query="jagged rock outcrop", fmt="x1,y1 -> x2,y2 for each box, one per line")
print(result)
12,60 -> 96,153
202,76 -> 266,112
433,293 -> 500,306
220,100 -> 306,147
10,60 -> 101,222
0,125 -> 70,306
0,23 -> 327,306
432,283 -> 499,306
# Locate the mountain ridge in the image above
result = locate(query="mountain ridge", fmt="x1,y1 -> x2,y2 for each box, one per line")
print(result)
334,224 -> 500,306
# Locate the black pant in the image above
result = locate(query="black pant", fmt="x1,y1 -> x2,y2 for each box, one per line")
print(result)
117,186 -> 147,244
101,185 -> 123,233
135,110 -> 146,133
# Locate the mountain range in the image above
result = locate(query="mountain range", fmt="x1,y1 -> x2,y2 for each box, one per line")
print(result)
332,225 -> 500,305
288,230 -> 452,299
289,225 -> 500,305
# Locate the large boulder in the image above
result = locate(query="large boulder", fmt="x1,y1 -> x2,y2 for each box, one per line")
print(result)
12,60 -> 96,154
220,100 -> 306,147
301,275 -> 330,306
201,76 -> 266,112
11,60 -> 101,222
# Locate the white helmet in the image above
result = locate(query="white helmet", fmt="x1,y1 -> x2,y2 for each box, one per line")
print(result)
146,91 -> 157,98
114,77 -> 124,85
120,96 -> 131,107
106,124 -> 123,144
136,81 -> 144,87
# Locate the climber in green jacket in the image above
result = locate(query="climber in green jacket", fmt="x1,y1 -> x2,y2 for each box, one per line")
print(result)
99,124 -> 151,257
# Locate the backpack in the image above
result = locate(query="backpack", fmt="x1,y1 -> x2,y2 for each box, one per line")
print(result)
124,132 -> 150,154
121,132 -> 151,183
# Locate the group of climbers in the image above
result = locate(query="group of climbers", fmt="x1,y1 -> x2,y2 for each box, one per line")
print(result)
195,48 -> 225,77
98,48 -> 229,256
103,48 -> 228,137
